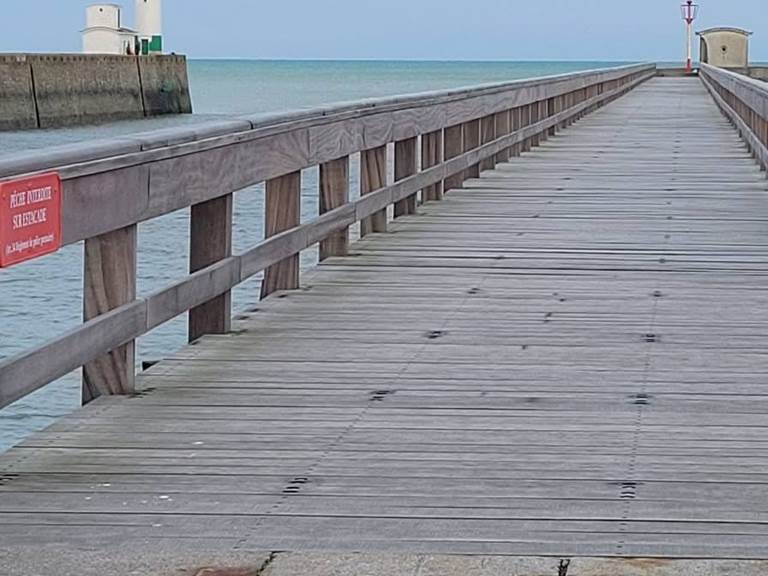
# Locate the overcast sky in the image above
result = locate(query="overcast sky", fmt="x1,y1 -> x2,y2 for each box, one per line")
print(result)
1,0 -> 765,61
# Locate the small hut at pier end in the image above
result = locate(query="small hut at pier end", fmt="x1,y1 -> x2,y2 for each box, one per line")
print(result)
697,27 -> 752,69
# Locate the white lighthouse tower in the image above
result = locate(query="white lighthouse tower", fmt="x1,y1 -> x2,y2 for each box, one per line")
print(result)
135,0 -> 163,55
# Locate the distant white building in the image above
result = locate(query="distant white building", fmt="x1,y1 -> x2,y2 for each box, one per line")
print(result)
82,1 -> 163,56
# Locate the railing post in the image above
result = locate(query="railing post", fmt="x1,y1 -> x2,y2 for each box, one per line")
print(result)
421,130 -> 443,201
533,101 -> 543,146
537,101 -> 544,138
511,107 -> 522,157
261,171 -> 301,299
494,110 -> 511,164
360,145 -> 387,236
522,104 -> 533,152
444,124 -> 463,191
547,97 -> 556,137
319,156 -> 349,260
394,137 -> 418,217
82,224 -> 137,404
480,114 -> 496,171
463,119 -> 481,180
189,195 -> 233,342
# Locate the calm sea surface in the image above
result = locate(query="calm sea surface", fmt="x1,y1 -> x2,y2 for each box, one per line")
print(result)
0,59 -> 629,452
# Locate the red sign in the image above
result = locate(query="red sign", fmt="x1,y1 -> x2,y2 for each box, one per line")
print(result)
0,173 -> 62,268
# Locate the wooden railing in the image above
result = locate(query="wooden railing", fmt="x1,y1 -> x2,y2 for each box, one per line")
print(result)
701,63 -> 768,170
0,63 -> 656,409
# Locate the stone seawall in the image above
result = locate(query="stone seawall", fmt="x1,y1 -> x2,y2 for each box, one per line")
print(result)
0,54 -> 191,130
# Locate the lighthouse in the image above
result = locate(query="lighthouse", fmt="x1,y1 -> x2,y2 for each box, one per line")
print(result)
135,0 -> 163,55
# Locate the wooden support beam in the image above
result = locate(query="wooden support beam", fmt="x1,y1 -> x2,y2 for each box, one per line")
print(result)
82,225 -> 137,404
444,124 -> 463,192
394,137 -> 418,217
261,171 -> 301,299
547,97 -> 557,137
319,156 -> 349,260
360,146 -> 387,236
522,104 -> 532,152
494,110 -> 511,164
463,119 -> 481,180
189,194 -> 233,342
532,101 -> 542,146
511,108 -> 522,157
479,114 -> 497,171
421,130 -> 443,202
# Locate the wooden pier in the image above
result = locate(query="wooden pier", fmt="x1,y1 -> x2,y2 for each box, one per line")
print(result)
3,63 -> 768,572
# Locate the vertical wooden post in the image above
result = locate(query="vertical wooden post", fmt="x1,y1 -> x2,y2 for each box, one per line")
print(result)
394,137 -> 418,217
522,104 -> 532,152
511,107 -> 522,157
189,195 -> 233,342
531,101 -> 541,147
319,156 -> 349,260
444,124 -> 463,191
547,97 -> 556,137
360,145 -> 387,236
479,114 -> 496,171
494,110 -> 511,164
421,130 -> 443,202
82,225 -> 137,404
538,100 -> 549,144
261,171 -> 301,299
463,119 -> 481,180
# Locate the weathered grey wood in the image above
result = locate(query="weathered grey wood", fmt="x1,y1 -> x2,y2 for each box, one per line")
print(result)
511,107 -> 522,157
360,146 -> 388,236
443,124 -> 464,191
319,156 -> 350,260
5,78 -> 768,564
394,137 -> 418,217
82,225 -> 137,404
701,66 -> 768,171
531,101 -> 542,147
147,257 -> 241,332
261,171 -> 301,298
0,301 -> 146,410
0,65 -> 654,252
494,110 -> 511,164
479,114 -> 496,171
0,67 -> 653,414
188,194 -> 233,342
521,104 -> 532,152
421,130 -> 443,202
462,119 -> 481,180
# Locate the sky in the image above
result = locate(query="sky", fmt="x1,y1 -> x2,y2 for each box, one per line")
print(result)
0,0 -> 766,61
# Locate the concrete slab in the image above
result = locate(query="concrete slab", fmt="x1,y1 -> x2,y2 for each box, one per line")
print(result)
0,544 -> 272,576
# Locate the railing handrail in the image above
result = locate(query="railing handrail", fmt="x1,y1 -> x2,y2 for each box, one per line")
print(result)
0,63 -> 653,181
700,63 -> 768,170
0,63 -> 656,411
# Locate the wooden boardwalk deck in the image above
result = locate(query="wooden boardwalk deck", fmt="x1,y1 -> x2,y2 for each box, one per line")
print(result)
3,77 -> 768,562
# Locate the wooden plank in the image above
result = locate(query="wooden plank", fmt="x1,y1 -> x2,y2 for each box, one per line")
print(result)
0,70 -> 653,420
82,225 -> 137,404
360,146 -> 388,236
421,130 -> 443,202
261,171 -> 301,299
394,137 -> 418,217
319,156 -> 350,260
188,194 -> 233,342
